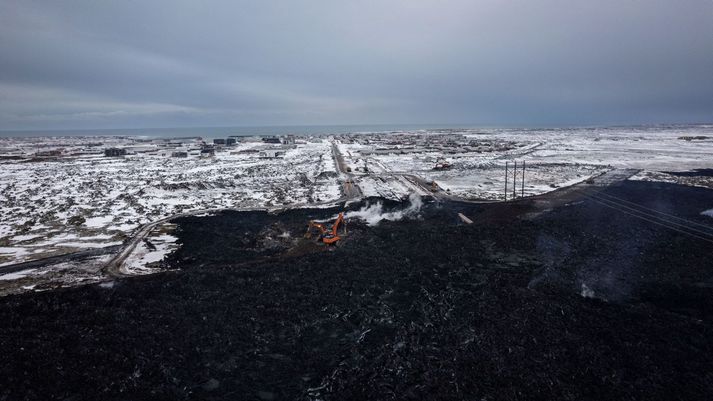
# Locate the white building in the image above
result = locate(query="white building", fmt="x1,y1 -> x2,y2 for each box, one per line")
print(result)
259,149 -> 286,158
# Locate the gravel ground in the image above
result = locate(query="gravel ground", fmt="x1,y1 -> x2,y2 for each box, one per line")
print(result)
0,181 -> 712,401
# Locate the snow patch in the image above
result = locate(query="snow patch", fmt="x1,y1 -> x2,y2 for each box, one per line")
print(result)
84,215 -> 115,228
580,283 -> 596,299
0,269 -> 38,281
122,234 -> 179,274
11,234 -> 42,242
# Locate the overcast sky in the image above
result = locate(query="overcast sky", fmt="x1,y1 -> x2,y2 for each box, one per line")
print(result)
1,0 -> 712,130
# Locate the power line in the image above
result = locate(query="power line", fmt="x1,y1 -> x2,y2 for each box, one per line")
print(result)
593,190 -> 713,231
588,193 -> 713,238
586,196 -> 713,244
583,195 -> 713,244
573,185 -> 713,237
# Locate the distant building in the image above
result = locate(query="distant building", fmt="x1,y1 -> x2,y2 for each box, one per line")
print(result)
104,148 -> 127,157
259,149 -> 286,158
35,150 -> 63,157
172,151 -> 188,158
226,138 -> 237,146
200,148 -> 215,157
282,135 -> 296,145
239,136 -> 263,143
123,145 -> 156,154
213,138 -> 226,145
262,136 -> 281,144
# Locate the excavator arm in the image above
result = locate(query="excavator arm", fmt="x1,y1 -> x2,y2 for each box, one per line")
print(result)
321,212 -> 344,245
331,213 -> 344,237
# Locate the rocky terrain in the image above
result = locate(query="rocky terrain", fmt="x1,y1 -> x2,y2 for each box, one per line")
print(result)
1,179 -> 712,401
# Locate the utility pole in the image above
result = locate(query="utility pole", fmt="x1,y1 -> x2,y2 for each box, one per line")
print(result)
504,161 -> 508,201
522,160 -> 525,198
513,161 -> 517,199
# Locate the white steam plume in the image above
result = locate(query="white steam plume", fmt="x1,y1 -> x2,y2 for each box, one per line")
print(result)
347,193 -> 423,226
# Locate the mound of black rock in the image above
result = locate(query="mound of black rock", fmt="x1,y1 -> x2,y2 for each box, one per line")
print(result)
1,181 -> 712,401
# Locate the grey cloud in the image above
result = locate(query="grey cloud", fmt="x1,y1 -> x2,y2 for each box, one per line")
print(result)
0,0 -> 711,130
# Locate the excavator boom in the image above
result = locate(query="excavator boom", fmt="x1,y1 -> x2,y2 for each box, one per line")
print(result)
331,213 -> 344,236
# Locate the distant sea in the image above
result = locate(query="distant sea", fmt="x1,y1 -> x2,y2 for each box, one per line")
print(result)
0,124 -> 477,140
1,123 -> 710,140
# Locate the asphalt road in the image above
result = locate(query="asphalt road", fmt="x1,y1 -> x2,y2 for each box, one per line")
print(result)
331,141 -> 362,200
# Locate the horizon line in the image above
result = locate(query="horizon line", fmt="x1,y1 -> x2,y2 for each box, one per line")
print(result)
2,121 -> 712,134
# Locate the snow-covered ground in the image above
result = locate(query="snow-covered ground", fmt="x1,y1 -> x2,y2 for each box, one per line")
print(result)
0,253 -> 114,296
335,125 -> 713,200
0,136 -> 341,267
122,223 -> 180,275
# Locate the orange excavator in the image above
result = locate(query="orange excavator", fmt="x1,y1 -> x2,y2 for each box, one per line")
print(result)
305,212 -> 345,245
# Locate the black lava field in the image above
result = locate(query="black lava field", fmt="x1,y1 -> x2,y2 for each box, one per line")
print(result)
1,181 -> 712,401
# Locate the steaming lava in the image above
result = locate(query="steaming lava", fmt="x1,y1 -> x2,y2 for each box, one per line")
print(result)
1,181 -> 712,400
